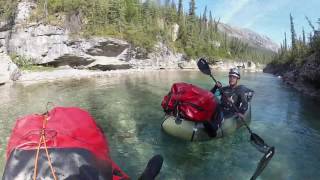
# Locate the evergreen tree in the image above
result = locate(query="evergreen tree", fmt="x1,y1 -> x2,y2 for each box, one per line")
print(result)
202,6 -> 207,29
214,18 -> 220,33
302,28 -> 306,45
165,0 -> 171,7
284,32 -> 287,51
223,32 -> 227,50
186,0 -> 196,48
208,10 -> 214,40
23,0 -> 275,62
189,0 -> 195,17
290,13 -> 297,51
177,0 -> 183,21
125,0 -> 140,24
170,0 -> 177,22
305,16 -> 316,32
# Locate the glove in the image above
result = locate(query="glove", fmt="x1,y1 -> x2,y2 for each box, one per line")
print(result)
215,81 -> 222,88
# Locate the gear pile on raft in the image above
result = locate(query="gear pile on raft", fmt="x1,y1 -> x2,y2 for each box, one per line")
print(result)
2,107 -> 163,180
161,82 -> 253,141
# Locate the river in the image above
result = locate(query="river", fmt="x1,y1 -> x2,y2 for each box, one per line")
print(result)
1,70 -> 320,179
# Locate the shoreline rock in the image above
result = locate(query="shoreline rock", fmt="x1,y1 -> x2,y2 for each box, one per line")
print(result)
15,68 -> 199,85
263,53 -> 320,100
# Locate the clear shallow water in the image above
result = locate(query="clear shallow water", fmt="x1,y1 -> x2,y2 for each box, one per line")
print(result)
1,70 -> 320,180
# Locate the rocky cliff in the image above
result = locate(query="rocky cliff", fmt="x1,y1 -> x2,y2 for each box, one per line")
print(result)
0,0 -> 274,84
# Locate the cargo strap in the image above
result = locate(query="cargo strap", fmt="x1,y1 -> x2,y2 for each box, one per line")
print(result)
33,114 -> 58,180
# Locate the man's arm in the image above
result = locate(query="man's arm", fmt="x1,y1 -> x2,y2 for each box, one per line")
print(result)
210,81 -> 222,94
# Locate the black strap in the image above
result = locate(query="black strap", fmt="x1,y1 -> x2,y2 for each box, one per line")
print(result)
180,102 -> 205,111
164,92 -> 172,112
190,122 -> 197,141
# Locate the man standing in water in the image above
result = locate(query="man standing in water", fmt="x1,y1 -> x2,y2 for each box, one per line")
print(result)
205,68 -> 253,137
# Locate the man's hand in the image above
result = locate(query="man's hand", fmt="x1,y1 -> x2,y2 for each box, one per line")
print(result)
215,81 -> 222,88
236,113 -> 245,119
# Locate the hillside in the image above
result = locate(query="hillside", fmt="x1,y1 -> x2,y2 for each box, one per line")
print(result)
218,23 -> 279,52
0,0 -> 278,84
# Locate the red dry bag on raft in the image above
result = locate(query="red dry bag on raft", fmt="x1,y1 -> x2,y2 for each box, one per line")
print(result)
161,82 -> 218,122
3,107 -> 129,180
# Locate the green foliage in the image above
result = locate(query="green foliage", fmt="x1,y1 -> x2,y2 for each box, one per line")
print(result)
47,0 -> 89,13
10,53 -> 35,68
290,14 -> 297,51
20,65 -> 56,72
124,25 -> 158,52
11,0 -> 274,62
0,0 -> 18,21
272,15 -> 320,67
10,53 -> 55,71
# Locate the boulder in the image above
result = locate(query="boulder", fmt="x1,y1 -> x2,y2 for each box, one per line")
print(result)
0,53 -> 21,84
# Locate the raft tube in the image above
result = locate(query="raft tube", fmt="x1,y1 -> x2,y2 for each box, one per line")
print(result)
161,105 -> 251,141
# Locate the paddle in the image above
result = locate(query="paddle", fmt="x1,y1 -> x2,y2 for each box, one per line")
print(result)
197,58 -> 275,179
139,154 -> 164,180
250,147 -> 275,180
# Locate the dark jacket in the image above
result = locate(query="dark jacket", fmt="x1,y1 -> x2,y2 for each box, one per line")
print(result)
211,84 -> 253,116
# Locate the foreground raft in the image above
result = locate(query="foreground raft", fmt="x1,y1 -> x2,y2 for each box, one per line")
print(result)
3,107 -> 128,180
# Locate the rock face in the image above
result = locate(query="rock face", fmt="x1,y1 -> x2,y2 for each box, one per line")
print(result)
1,0 -> 192,74
212,59 -> 263,72
0,53 -> 21,84
128,42 -> 191,69
8,24 -> 72,64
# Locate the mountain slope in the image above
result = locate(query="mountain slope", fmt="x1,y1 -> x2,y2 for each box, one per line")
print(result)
218,23 -> 279,52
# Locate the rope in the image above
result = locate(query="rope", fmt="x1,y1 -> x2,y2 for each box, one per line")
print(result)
33,115 -> 58,180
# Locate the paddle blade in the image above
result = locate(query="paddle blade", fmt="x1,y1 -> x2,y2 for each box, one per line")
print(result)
250,133 -> 269,153
250,147 -> 275,180
139,154 -> 164,180
197,58 -> 212,76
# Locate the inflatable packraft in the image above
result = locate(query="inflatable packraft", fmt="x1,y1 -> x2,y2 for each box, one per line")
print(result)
161,82 -> 252,141
2,107 -> 129,180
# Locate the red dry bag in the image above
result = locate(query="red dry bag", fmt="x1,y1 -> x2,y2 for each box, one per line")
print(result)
161,82 -> 218,122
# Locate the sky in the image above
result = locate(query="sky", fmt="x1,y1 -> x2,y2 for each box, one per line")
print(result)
181,0 -> 320,45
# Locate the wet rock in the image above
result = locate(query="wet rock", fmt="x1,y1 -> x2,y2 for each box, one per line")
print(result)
89,64 -> 132,71
43,54 -> 95,68
86,39 -> 129,57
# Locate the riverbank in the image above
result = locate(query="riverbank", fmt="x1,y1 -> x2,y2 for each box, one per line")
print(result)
1,62 -> 263,86
264,53 -> 320,100
11,68 -> 195,85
